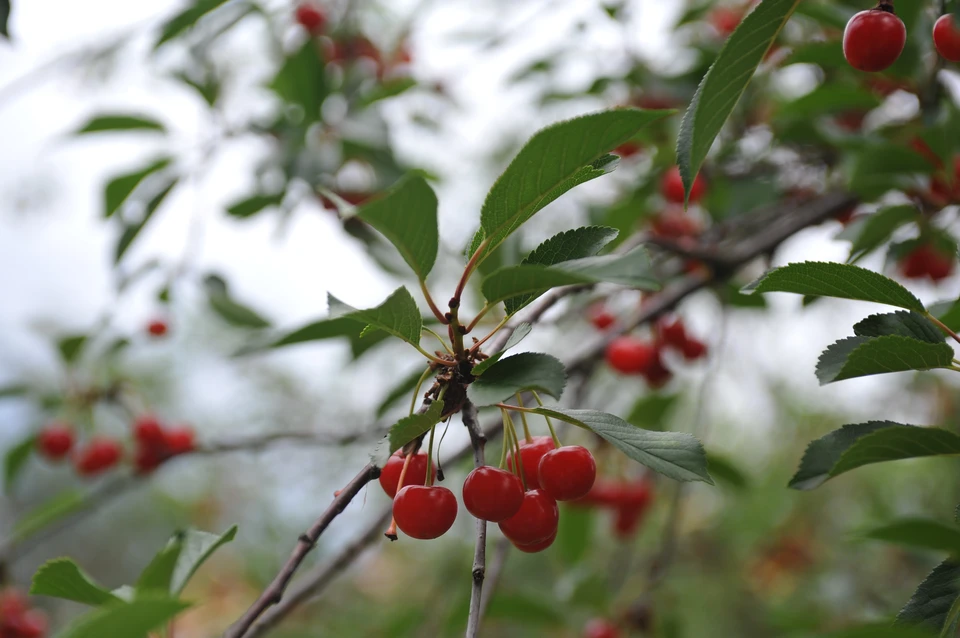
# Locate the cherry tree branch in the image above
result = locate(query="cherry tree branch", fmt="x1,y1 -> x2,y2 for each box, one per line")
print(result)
462,400 -> 488,638
478,536 -> 511,621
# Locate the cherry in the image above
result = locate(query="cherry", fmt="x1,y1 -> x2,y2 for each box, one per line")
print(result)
934,15 -> 960,62
512,528 -> 557,553
842,7 -> 906,73
134,446 -> 163,475
588,304 -> 616,330
5,610 -> 47,638
650,209 -> 701,239
613,141 -> 643,159
498,489 -> 559,545
709,6 -> 742,37
74,437 -> 123,477
0,589 -> 27,620
605,337 -> 657,375
900,244 -> 955,282
681,337 -> 708,361
36,423 -> 74,461
584,618 -> 621,638
392,485 -> 458,539
147,319 -> 168,337
295,3 -> 326,35
538,446 -> 597,501
661,167 -> 706,204
133,415 -> 166,447
655,316 -> 687,349
506,436 -> 556,491
640,349 -> 673,388
379,451 -> 434,498
165,426 -> 195,455
613,505 -> 646,538
462,466 -> 524,522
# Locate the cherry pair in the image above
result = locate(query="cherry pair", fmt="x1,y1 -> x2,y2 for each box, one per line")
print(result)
605,337 -> 672,387
37,423 -> 122,478
843,4 -> 960,73
381,451 -> 456,540
132,415 -> 196,474
0,589 -> 47,638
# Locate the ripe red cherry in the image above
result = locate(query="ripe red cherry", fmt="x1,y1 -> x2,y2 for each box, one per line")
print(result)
512,528 -> 557,553
379,452 -> 434,498
506,436 -> 556,491
74,438 -> 123,476
842,7 -> 906,72
134,446 -> 163,475
295,3 -> 326,35
36,423 -> 74,460
661,167 -> 706,204
605,337 -> 657,375
934,15 -> 960,61
588,304 -> 616,330
584,618 -> 621,638
147,319 -> 168,337
462,466 -> 524,522
650,209 -> 701,238
655,316 -> 687,348
900,244 -> 955,282
709,6 -> 742,37
681,337 -> 708,361
0,589 -> 28,620
392,485 -> 458,539
498,489 -> 559,545
133,415 -> 166,447
5,609 -> 48,638
538,446 -> 597,501
614,141 -> 643,159
165,427 -> 195,455
641,349 -> 673,388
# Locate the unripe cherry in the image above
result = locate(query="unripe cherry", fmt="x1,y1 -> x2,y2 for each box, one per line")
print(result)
379,451 -> 434,498
934,15 -> 960,62
842,7 -> 906,72
661,166 -> 706,204
498,489 -> 559,545
36,422 -> 75,461
538,446 -> 597,501
506,436 -> 556,491
392,485 -> 458,539
462,466 -> 524,522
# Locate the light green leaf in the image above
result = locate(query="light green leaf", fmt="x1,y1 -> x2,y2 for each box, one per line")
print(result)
853,312 -> 944,343
74,114 -> 165,135
203,275 -> 271,329
677,0 -> 800,201
104,157 -> 173,218
471,323 -> 532,376
328,287 -> 424,350
556,506 -> 593,565
135,535 -> 184,595
467,353 -> 566,407
896,560 -> 960,632
381,400 -> 446,461
790,422 -> 960,490
742,261 -> 925,311
816,335 -> 954,384
268,39 -> 327,125
58,597 -> 190,638
13,489 -> 86,540
4,435 -> 35,493
30,558 -> 121,606
170,526 -> 237,595
0,384 -> 29,399
808,626 -> 940,638
356,175 -> 439,280
155,0 -> 231,48
930,299 -> 960,333
529,407 -> 712,483
115,177 -> 179,263
863,519 -> 960,556
226,193 -> 284,218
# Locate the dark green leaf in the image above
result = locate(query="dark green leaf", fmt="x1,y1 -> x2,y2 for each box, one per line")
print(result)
677,0 -> 800,201
170,526 -> 237,595
790,422 -> 960,490
155,0 -> 230,47
115,177 -> 179,263
931,299 -> 960,333
136,535 -> 184,595
0,0 -> 9,38
30,559 -> 121,606
12,489 -> 86,540
467,353 -> 566,407
104,157 -> 173,218
484,592 -> 565,626
809,626 -> 937,638
203,275 -> 271,329
4,435 -> 34,493
58,596 -> 190,638
0,384 -> 28,399
785,41 -> 846,67
529,407 -> 712,483
356,175 -> 438,280
382,400 -> 446,460
74,114 -> 165,135
776,85 -> 881,121
226,193 -> 284,218
815,335 -> 954,384
706,453 -> 749,490
844,205 -> 919,262
377,367 -> 431,418
268,39 -> 327,125
896,560 -> 960,631
328,287 -> 423,350
863,519 -> 960,556
850,144 -> 935,200
742,262 -> 925,312
853,312 -> 944,343
626,393 -> 679,431
57,335 -> 87,365
471,323 -> 533,376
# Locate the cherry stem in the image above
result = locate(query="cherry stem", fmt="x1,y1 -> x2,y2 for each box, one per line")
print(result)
425,425 -> 437,487
465,304 -> 494,334
395,452 -> 414,495
455,238 -> 490,305
514,394 -> 533,443
421,280 -> 449,325
927,312 -> 960,347
409,366 -> 434,416
423,327 -> 453,355
469,316 -> 511,353
498,425 -> 508,470
531,391 -> 562,447
415,344 -> 456,366
501,409 -> 526,491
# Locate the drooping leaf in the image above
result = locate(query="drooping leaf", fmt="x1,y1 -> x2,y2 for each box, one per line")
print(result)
626,393 -> 679,431
355,175 -> 439,281
74,114 -> 165,135
4,435 -> 35,493
12,489 -> 86,540
328,287 -> 424,350
706,453 -> 749,490
135,535 -> 184,595
57,335 -> 87,365
815,335 -> 954,384
473,108 -> 672,265
471,323 -> 533,376
790,422 -> 960,490
896,560 -> 960,632
170,526 -> 237,595
203,275 -> 271,329
377,367 -> 431,418
853,311 -> 945,343
226,193 -> 284,218
30,559 -> 121,606
467,353 -> 566,407
843,205 -> 919,262
850,144 -> 935,200
677,0 -> 800,201
742,262 -> 925,312
155,0 -> 231,48
104,157 -> 173,218
863,519 -> 960,556
529,407 -> 713,483
58,597 -> 190,638
115,177 -> 179,263
381,400 -> 446,460
268,39 -> 327,125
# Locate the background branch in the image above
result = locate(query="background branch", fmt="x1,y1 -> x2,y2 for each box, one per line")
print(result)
463,400 -> 488,638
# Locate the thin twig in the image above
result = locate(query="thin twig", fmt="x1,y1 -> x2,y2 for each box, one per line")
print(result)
478,536 -> 510,621
462,401 -> 488,638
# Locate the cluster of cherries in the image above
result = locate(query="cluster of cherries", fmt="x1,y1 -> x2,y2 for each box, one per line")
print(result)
383,436 -> 598,552
0,589 -> 46,638
603,315 -> 708,387
843,2 -> 960,72
35,415 -> 194,477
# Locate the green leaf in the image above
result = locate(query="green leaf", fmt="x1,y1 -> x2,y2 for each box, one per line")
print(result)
482,247 -> 659,309
104,157 -> 173,218
677,0 -> 800,201
529,407 -> 712,483
853,312 -> 944,343
706,453 -> 749,490
816,335 -> 954,384
383,400 -> 446,458
4,435 -> 35,493
467,353 -> 566,407
484,592 -> 565,626
170,526 -> 237,595
503,226 -> 619,314
0,0 -> 9,38
358,77 -> 417,107
58,596 -> 190,638
356,176 -> 439,281
471,323 -> 533,376
377,367 -> 431,418
742,262 -> 925,312
556,506 -> 592,565
896,560 -> 960,631
57,335 -> 87,365
776,85 -> 881,121
850,144 -> 935,200
203,275 -> 271,329
930,299 -> 960,333
30,558 -> 121,606
329,287 -> 424,350
115,177 -> 179,263
863,519 -> 960,556
226,193 -> 284,218
790,422 -> 960,490
475,108 -> 672,265
155,0 -> 230,48
268,39 -> 327,125
0,384 -> 28,399
13,489 -> 86,540
135,535 -> 184,595
626,393 -> 679,432
74,114 -> 165,135
809,626 -> 938,638
844,205 -> 919,262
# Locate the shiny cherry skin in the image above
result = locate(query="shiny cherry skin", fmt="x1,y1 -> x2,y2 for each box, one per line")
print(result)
605,337 -> 657,375
379,451 -> 434,498
934,15 -> 960,61
462,466 -> 524,522
165,426 -> 195,455
36,422 -> 74,460
498,489 -> 559,545
661,166 -> 706,204
512,528 -> 557,553
74,438 -> 123,476
506,436 -> 556,491
392,485 -> 458,540
584,618 -> 621,638
295,3 -> 326,35
843,8 -> 906,72
538,446 -> 597,501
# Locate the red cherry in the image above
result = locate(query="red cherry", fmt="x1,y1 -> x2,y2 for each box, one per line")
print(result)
640,349 -> 673,388
5,610 -> 47,638
462,466 -> 524,522
900,244 -> 955,282
74,437 -> 122,476
0,589 -> 28,620
538,446 -> 597,501
392,485 -> 458,539
511,528 -> 557,553
934,15 -> 960,62
661,167 -> 706,204
843,8 -> 906,72
36,423 -> 74,461
498,489 -> 559,545
709,6 -> 742,37
147,319 -> 168,337
379,452 -> 434,498
165,427 -> 195,455
655,316 -> 687,349
506,436 -> 556,491
613,505 -> 646,538
295,3 -> 326,35
588,305 -> 616,331
133,415 -> 166,447
649,209 -> 701,238
605,337 -> 657,375
681,337 -> 708,361
584,618 -> 621,638
133,446 -> 164,475
613,141 -> 643,159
